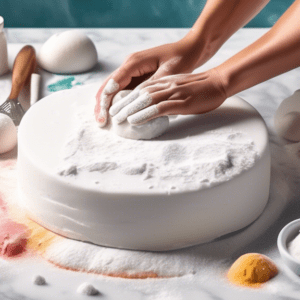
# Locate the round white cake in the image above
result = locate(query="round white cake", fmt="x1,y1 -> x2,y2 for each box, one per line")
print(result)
17,83 -> 270,251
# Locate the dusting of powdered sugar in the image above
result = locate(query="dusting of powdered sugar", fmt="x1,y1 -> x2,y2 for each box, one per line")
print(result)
57,102 -> 260,193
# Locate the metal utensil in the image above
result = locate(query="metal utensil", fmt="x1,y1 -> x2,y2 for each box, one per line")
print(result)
0,45 -> 36,125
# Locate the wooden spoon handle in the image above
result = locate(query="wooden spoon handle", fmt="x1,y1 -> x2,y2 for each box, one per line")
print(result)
9,45 -> 36,100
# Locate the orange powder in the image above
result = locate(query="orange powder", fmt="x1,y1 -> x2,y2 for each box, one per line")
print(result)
227,253 -> 278,288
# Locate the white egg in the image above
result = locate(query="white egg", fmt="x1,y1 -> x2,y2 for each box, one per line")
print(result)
274,90 -> 300,142
37,30 -> 98,74
0,113 -> 17,154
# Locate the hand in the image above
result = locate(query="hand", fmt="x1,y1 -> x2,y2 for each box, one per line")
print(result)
109,68 -> 227,125
95,36 -> 202,127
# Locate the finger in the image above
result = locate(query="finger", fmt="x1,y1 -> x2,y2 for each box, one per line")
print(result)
109,89 -> 140,116
127,105 -> 159,125
94,67 -> 122,125
95,75 -> 124,127
113,91 -> 153,124
113,87 -> 175,124
109,82 -> 169,117
94,75 -> 114,123
96,58 -> 157,125
127,100 -> 186,125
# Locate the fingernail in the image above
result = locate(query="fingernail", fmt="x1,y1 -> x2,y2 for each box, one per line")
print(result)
127,105 -> 159,125
103,79 -> 119,94
97,110 -> 107,127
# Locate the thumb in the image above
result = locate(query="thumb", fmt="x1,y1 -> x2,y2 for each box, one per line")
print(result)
150,58 -> 183,80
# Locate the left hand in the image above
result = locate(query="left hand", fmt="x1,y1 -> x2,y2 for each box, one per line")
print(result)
109,68 -> 227,125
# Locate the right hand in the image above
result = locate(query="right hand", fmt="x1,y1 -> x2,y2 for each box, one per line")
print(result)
109,69 -> 227,126
94,36 -> 202,127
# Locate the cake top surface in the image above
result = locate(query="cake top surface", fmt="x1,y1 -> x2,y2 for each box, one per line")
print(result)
18,83 -> 268,194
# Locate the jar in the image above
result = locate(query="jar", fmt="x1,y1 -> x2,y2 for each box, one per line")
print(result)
0,16 -> 9,76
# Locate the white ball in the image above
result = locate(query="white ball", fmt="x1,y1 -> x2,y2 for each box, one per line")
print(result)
0,113 -> 17,154
37,30 -> 98,74
77,282 -> 99,296
274,90 -> 300,142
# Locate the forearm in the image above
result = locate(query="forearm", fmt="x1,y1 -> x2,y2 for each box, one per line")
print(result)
182,0 -> 270,67
215,0 -> 300,98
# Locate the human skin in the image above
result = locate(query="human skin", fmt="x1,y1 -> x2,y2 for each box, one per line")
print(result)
110,0 -> 300,125
95,0 -> 270,126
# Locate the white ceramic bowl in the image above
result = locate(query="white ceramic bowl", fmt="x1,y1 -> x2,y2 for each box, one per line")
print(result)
278,218 -> 300,275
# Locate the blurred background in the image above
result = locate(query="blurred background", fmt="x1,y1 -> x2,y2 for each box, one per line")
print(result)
0,0 -> 295,28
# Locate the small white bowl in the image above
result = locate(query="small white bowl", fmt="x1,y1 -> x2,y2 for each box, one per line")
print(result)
278,218 -> 300,275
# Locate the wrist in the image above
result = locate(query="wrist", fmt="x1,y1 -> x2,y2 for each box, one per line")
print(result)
181,25 -> 225,69
214,62 -> 237,99
209,68 -> 228,99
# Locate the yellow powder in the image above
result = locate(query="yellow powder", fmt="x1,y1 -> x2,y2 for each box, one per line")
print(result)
25,218 -> 61,254
227,253 -> 278,288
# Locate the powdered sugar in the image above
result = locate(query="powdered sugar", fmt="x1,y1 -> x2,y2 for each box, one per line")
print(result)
127,105 -> 159,125
103,78 -> 119,94
114,92 -> 152,124
57,102 -> 259,193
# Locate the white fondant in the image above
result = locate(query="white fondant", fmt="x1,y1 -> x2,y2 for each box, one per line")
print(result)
17,83 -> 270,251
274,90 -> 300,142
110,90 -> 169,140
0,113 -> 17,154
37,30 -> 98,74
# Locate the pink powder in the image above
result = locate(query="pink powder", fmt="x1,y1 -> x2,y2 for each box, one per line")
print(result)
0,194 -> 28,258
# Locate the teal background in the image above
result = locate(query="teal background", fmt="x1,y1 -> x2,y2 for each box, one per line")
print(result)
0,0 -> 295,28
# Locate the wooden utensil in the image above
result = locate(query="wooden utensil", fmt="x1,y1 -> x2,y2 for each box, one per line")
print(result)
0,45 -> 36,125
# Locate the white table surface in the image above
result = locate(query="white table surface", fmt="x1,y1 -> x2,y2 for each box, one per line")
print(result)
1,28 -> 300,300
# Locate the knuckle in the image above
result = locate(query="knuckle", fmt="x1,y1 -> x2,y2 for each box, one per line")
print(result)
170,87 -> 185,99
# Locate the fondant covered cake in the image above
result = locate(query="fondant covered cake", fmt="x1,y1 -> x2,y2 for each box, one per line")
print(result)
17,83 -> 270,251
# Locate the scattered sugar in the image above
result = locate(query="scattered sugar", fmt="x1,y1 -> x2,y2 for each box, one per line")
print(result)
103,78 -> 119,94
32,275 -> 46,286
57,103 -> 259,193
77,282 -> 99,296
0,123 -> 297,293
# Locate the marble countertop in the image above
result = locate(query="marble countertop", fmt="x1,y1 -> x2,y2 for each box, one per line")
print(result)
1,28 -> 300,300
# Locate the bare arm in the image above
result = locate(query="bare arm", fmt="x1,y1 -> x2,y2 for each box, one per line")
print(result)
216,0 -> 300,98
183,0 -> 270,67
95,0 -> 270,126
